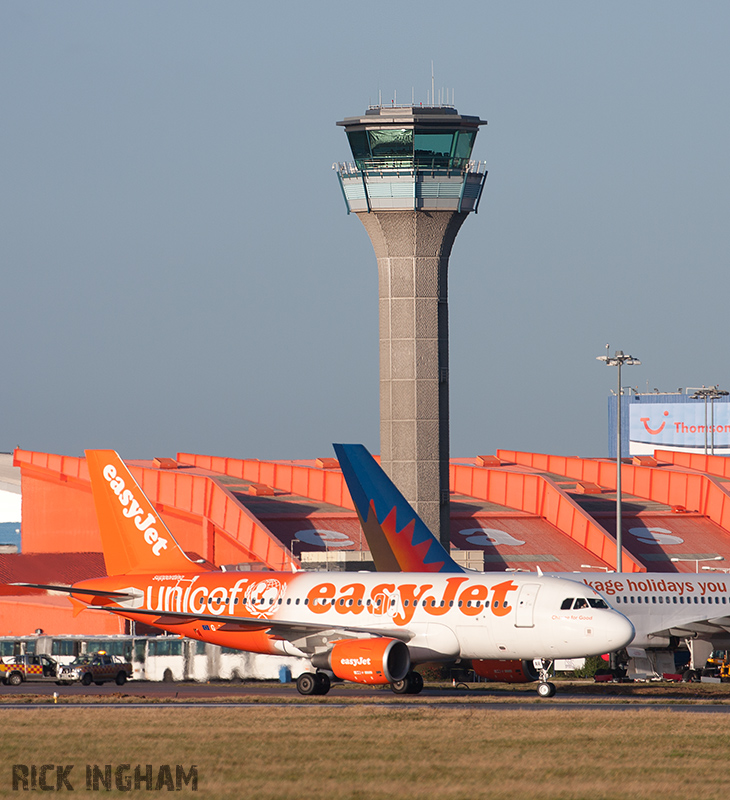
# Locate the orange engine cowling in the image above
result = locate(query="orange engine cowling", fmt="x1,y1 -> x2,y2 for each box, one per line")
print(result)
313,638 -> 410,685
472,659 -> 540,683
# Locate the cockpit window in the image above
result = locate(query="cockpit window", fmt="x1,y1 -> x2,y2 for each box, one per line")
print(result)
588,598 -> 609,609
561,598 -> 573,610
573,598 -> 589,610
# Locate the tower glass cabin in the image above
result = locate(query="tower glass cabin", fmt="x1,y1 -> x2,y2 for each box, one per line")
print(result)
335,105 -> 487,213
335,105 -> 487,546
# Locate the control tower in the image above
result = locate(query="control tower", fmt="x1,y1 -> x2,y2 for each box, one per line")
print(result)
335,104 -> 487,546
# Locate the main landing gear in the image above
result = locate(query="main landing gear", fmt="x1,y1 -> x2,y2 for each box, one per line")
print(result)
296,671 -> 331,696
390,671 -> 424,695
536,659 -> 556,698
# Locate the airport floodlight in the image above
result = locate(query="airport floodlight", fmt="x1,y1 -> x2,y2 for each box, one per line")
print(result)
596,346 -> 641,573
689,386 -> 729,454
671,555 -> 724,573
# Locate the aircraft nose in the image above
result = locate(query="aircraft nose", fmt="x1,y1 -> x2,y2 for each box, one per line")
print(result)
607,611 -> 635,649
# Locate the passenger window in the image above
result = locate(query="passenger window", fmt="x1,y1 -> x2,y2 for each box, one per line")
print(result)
560,598 -> 573,610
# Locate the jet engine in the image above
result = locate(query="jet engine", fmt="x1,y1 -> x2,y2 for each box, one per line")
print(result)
312,638 -> 410,685
472,659 -> 540,683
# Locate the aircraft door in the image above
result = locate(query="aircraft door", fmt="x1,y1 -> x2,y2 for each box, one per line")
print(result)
514,584 -> 540,628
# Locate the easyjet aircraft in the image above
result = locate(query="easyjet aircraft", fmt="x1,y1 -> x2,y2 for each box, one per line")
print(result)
9,450 -> 634,697
336,443 -> 730,681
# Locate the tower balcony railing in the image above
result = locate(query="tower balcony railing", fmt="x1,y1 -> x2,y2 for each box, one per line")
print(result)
334,159 -> 488,178
334,160 -> 488,214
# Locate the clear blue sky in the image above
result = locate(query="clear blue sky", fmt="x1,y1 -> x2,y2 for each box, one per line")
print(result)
2,1 -> 729,460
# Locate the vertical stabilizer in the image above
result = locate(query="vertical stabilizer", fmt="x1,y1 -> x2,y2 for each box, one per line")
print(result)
334,443 -> 464,573
85,450 -> 206,576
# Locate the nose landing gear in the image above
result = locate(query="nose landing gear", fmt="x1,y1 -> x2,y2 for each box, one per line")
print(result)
536,659 -> 556,698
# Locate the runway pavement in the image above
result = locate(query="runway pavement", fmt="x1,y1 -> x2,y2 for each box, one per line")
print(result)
2,679 -> 730,711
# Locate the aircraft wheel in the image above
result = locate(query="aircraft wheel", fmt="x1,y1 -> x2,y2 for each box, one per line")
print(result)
537,681 -> 556,698
314,672 -> 331,695
391,671 -> 423,695
81,673 -> 92,686
115,672 -> 127,686
296,673 -> 317,696
7,672 -> 22,686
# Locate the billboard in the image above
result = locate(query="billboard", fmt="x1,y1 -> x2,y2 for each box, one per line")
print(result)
628,402 -> 730,454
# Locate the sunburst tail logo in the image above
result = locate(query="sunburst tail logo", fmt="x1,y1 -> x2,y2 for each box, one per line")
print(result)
334,444 -> 464,574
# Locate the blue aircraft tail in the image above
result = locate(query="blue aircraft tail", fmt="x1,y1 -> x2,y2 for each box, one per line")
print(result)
333,443 -> 464,573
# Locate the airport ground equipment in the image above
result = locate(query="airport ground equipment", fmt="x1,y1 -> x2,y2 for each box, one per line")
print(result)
0,654 -> 60,685
58,652 -> 132,686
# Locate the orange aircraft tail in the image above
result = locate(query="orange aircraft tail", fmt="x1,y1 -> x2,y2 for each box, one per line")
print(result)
85,450 -> 206,577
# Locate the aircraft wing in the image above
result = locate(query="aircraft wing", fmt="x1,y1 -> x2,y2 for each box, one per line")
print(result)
88,604 -> 413,646
668,616 -> 730,638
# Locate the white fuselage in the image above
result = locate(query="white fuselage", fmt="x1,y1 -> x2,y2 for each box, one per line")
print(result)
572,573 -> 730,648
102,570 -> 635,663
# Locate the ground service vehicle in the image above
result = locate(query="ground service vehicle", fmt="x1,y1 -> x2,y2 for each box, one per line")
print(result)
59,652 -> 132,686
0,654 -> 59,685
7,449 -> 634,698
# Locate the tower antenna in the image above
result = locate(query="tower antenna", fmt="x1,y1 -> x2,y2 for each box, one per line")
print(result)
431,61 -> 435,107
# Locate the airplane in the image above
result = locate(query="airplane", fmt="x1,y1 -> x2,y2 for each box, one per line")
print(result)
335,443 -> 730,682
6,449 -> 634,698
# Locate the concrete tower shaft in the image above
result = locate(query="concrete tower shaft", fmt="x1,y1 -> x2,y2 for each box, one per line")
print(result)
336,105 -> 487,545
358,209 -> 467,543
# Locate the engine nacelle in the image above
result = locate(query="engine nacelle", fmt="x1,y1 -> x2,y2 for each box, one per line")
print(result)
472,659 -> 540,683
313,638 -> 410,685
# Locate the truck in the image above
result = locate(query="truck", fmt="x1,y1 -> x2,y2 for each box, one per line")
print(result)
58,651 -> 132,686
0,654 -> 60,685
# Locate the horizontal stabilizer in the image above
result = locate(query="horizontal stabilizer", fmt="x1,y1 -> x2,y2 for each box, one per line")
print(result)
9,582 -> 139,600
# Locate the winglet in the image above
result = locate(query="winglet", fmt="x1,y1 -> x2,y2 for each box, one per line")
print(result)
334,444 -> 464,573
85,450 -> 206,577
